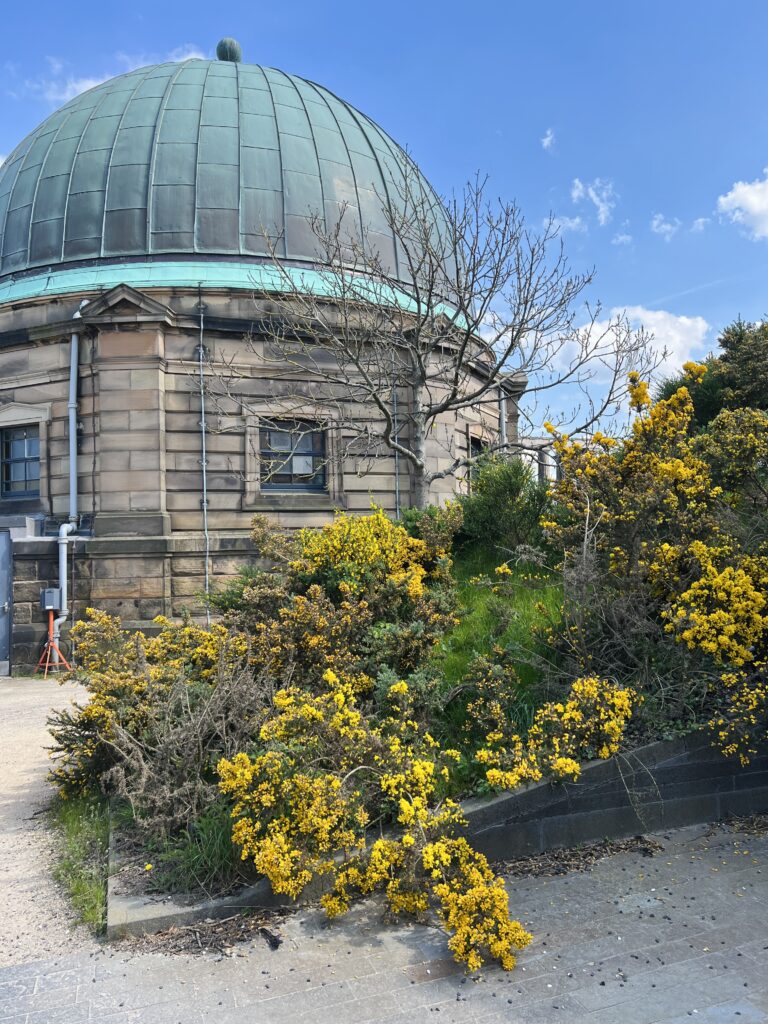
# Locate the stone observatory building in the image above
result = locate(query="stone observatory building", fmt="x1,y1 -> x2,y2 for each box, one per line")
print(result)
0,39 -> 522,671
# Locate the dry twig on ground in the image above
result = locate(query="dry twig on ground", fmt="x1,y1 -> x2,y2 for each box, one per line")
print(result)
118,909 -> 290,957
498,835 -> 665,879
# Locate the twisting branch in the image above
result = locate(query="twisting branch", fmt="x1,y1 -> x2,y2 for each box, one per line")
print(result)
204,165 -> 654,507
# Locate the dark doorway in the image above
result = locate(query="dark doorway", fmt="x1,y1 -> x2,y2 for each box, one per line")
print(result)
0,530 -> 11,675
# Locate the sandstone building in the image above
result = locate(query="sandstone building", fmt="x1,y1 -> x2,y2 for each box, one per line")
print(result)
0,39 -> 521,672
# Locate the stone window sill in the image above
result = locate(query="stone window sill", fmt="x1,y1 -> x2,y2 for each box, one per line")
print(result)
0,498 -> 46,516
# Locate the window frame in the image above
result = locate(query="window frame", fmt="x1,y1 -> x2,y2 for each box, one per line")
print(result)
468,434 -> 488,488
0,404 -> 51,512
243,407 -> 344,509
0,424 -> 41,499
258,419 -> 328,492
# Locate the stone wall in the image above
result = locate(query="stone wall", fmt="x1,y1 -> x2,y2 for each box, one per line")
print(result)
0,282 -> 520,671
9,534 -> 266,672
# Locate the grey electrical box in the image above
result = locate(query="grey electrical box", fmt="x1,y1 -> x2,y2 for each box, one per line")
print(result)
40,588 -> 61,611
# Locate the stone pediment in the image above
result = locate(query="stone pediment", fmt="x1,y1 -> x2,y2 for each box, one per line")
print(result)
0,401 -> 51,426
82,285 -> 175,326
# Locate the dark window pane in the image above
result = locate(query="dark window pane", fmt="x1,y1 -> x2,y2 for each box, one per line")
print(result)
268,431 -> 291,451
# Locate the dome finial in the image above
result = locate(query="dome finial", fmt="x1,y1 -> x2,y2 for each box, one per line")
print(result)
216,37 -> 243,62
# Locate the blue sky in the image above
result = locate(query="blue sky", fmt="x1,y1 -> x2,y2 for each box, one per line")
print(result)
3,0 -> 768,379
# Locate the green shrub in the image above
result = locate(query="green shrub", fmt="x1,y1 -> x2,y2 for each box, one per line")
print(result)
208,563 -> 269,613
399,501 -> 464,555
458,457 -> 552,558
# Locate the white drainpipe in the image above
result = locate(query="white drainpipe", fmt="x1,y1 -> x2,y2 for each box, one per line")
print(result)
52,522 -> 75,661
53,300 -> 88,660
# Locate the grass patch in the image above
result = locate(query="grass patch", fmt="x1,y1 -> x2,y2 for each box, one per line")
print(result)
49,793 -> 109,933
442,545 -> 562,689
150,799 -> 250,897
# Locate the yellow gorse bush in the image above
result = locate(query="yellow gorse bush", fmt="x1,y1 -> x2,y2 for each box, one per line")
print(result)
662,541 -> 767,666
218,670 -> 533,973
712,663 -> 768,764
546,375 -> 719,563
477,676 -> 636,789
291,506 -> 433,600
49,609 -> 246,795
544,368 -> 768,761
53,504 -> 647,972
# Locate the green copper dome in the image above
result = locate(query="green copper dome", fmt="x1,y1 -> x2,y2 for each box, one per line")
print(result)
0,55 -> 444,283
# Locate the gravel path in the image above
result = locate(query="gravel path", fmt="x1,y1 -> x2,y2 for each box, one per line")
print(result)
0,676 -> 98,966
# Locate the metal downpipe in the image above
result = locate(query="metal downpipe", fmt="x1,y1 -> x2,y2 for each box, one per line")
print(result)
198,290 -> 211,625
499,387 -> 508,451
52,522 -> 75,660
67,330 -> 79,522
54,301 -> 87,660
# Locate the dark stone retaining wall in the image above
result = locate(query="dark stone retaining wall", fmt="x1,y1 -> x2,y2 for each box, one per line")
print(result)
107,731 -> 768,937
463,732 -> 768,862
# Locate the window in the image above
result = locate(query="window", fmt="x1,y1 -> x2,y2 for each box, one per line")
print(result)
469,435 -> 487,485
259,420 -> 326,491
1,425 -> 40,498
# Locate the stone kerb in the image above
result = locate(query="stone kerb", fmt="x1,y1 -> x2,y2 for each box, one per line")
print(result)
106,731 -> 768,938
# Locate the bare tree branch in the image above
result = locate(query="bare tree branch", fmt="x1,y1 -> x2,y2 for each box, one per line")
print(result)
203,167 -> 655,507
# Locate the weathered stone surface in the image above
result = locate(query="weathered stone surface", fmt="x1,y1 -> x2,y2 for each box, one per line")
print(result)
90,578 -> 141,600
172,555 -> 209,576
93,513 -> 172,537
12,582 -> 45,604
11,603 -> 32,624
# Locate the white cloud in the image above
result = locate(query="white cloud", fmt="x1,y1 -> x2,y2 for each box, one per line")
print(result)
611,232 -> 632,246
551,214 -> 587,234
21,44 -> 206,104
165,44 -> 207,62
571,177 -> 616,226
41,75 -> 112,103
691,217 -> 710,233
650,213 -> 681,242
541,128 -> 555,151
533,305 -> 709,430
617,305 -> 710,375
717,168 -> 768,239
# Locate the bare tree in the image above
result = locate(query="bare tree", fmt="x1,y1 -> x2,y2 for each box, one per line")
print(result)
206,169 -> 653,509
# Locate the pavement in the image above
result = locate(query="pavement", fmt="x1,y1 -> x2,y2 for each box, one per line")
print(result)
1,677 -> 767,1023
0,676 -> 93,966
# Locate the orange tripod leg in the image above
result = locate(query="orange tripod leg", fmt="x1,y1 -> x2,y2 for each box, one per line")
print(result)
36,610 -> 72,677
